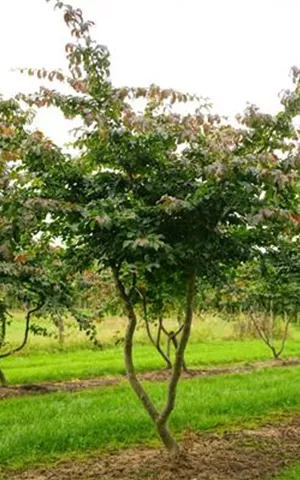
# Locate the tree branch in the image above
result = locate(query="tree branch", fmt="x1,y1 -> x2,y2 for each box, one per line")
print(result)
0,298 -> 45,359
137,290 -> 172,369
156,315 -> 172,369
250,310 -> 278,359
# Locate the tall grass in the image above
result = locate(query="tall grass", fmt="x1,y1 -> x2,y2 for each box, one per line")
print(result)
4,311 -> 300,351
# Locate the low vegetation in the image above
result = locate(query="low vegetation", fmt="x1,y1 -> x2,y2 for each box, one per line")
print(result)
1,312 -> 299,385
275,463 -> 300,480
1,366 -> 300,470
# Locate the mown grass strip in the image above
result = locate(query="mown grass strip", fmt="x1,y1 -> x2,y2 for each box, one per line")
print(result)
1,365 -> 300,470
2,338 -> 300,385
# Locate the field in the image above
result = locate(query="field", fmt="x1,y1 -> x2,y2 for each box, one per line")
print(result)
1,312 -> 300,479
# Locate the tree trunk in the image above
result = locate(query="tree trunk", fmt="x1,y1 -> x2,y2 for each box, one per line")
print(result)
0,315 -> 7,348
112,265 -> 182,453
0,367 -> 7,387
276,310 -> 291,359
112,265 -> 196,454
250,309 -> 290,361
111,266 -> 159,424
56,316 -> 65,345
156,423 -> 179,455
156,269 -> 196,452
161,320 -> 187,371
170,332 -> 188,372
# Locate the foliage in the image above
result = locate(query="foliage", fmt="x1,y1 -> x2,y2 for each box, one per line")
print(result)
73,269 -> 119,315
0,97 -> 76,381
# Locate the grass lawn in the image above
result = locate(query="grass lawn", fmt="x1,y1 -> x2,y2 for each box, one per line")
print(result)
1,365 -> 300,470
275,463 -> 300,479
1,337 -> 300,385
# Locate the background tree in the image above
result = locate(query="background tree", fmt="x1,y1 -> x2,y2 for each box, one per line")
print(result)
0,242 -> 74,386
234,236 -> 300,359
0,95 -> 75,385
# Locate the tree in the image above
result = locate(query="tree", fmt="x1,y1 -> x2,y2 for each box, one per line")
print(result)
0,95 -> 35,385
0,241 -> 75,386
247,238 -> 300,359
212,226 -> 300,359
14,1 -> 300,454
0,95 -> 74,385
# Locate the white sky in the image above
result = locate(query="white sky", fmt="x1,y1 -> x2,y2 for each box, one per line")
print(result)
1,0 -> 300,144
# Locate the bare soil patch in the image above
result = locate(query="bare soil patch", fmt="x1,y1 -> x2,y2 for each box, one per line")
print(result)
0,377 -> 118,400
1,357 -> 300,401
4,415 -> 300,479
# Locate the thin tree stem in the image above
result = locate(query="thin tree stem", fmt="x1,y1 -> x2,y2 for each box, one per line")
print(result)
277,311 -> 291,358
156,270 -> 196,435
141,295 -> 172,369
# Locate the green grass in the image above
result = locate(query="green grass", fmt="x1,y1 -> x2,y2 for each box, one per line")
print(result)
1,365 -> 300,470
275,463 -> 300,479
2,311 -> 299,386
1,337 -> 300,385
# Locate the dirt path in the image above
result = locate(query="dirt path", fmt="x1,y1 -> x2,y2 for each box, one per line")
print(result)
1,357 -> 300,401
3,414 -> 300,479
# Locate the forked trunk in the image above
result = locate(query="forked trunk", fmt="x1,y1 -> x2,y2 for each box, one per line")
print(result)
111,265 -> 159,423
156,423 -> 179,455
112,264 -> 196,454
